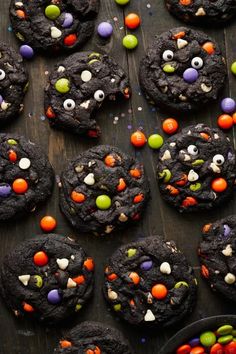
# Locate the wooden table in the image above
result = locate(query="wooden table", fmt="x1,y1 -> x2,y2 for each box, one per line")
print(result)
0,1 -> 236,353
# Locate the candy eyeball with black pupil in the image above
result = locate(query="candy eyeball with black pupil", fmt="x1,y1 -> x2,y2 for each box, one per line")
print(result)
191,57 -> 203,70
63,99 -> 75,111
0,69 -> 6,81
213,154 -> 225,166
187,145 -> 198,156
94,90 -> 105,102
162,50 -> 174,61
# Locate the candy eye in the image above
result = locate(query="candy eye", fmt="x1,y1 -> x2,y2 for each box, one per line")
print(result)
213,154 -> 225,166
191,57 -> 203,70
0,69 -> 6,81
63,99 -> 75,111
162,50 -> 174,61
94,90 -> 105,102
187,145 -> 198,156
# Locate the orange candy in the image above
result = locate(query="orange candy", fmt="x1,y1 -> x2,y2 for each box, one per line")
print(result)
33,251 -> 49,267
233,112 -> 236,124
130,130 -> 147,147
181,196 -> 197,207
190,347 -> 205,354
83,258 -> 94,271
64,34 -> 77,46
60,340 -> 72,348
201,264 -> 209,278
86,347 -> 101,354
71,191 -> 86,203
162,118 -> 178,135
72,275 -> 85,285
176,344 -> 192,354
179,0 -> 192,5
166,185 -> 179,195
130,168 -> 141,179
46,106 -> 56,119
9,150 -> 17,162
202,223 -> 212,233
129,272 -> 140,285
133,193 -> 144,203
211,177 -> 227,192
200,132 -> 210,140
202,41 -> 215,55
22,302 -> 34,312
217,114 -> 234,130
175,174 -> 188,186
40,216 -> 57,232
107,273 -> 118,281
125,13 -> 141,29
172,31 -> 185,39
12,178 -> 28,194
16,9 -> 26,18
117,178 -> 127,192
104,154 -> 116,167
151,284 -> 168,299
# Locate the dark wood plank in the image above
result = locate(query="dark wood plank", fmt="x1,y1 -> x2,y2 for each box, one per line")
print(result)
0,0 -> 236,353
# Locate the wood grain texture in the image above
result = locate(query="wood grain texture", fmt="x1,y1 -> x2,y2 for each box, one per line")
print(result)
0,1 -> 236,353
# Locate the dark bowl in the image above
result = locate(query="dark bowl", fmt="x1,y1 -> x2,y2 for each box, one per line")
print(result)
160,315 -> 236,354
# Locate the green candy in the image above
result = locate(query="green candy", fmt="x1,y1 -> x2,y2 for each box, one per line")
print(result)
96,195 -> 111,210
127,248 -> 137,257
190,183 -> 201,191
217,325 -> 233,336
159,169 -> 172,183
75,304 -> 82,312
192,159 -> 204,166
163,64 -> 175,73
88,59 -> 100,65
88,52 -> 101,58
7,139 -> 17,145
200,331 -> 216,347
45,5 -> 61,20
122,35 -> 138,50
33,275 -> 43,288
115,0 -> 130,5
218,335 -> 233,344
55,78 -> 70,93
174,281 -> 188,289
114,304 -> 121,311
231,61 -> 236,75
148,134 -> 164,149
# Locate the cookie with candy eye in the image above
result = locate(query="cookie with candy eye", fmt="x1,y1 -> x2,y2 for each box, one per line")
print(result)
0,42 -> 28,124
199,216 -> 236,302
0,234 -> 94,324
157,124 -> 236,212
59,145 -> 150,235
54,321 -> 133,353
139,27 -> 226,113
44,52 -> 131,137
0,133 -> 54,221
103,236 -> 197,328
9,0 -> 99,53
165,0 -> 236,25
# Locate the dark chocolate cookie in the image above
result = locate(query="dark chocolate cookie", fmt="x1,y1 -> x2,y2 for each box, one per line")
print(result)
139,27 -> 226,113
157,124 -> 235,212
0,133 -> 54,220
9,0 -> 99,53
44,52 -> 130,137
59,145 -> 150,235
0,42 -> 28,124
165,0 -> 236,25
54,321 -> 132,353
103,236 -> 197,328
0,234 -> 94,324
199,216 -> 236,302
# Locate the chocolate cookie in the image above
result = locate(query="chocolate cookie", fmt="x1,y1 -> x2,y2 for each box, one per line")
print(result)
165,0 -> 236,25
199,216 -> 236,302
45,52 -> 130,137
0,133 -> 54,221
54,321 -> 132,353
0,42 -> 28,124
9,0 -> 99,53
59,145 -> 150,235
103,236 -> 197,328
157,124 -> 235,212
0,234 -> 94,324
139,27 -> 226,113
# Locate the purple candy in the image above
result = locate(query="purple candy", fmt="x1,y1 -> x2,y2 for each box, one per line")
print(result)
62,13 -> 73,28
221,97 -> 236,114
223,224 -> 231,237
0,95 -> 3,104
97,22 -> 113,38
47,289 -> 62,305
188,337 -> 200,347
0,184 -> 11,198
140,260 -> 153,271
183,68 -> 199,83
19,45 -> 34,59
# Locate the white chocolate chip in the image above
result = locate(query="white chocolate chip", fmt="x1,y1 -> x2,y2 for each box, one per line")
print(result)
177,38 -> 188,49
118,213 -> 128,222
18,275 -> 30,286
224,273 -> 236,284
51,27 -> 62,39
161,150 -> 171,161
160,86 -> 168,93
80,100 -> 90,109
214,134 -> 219,140
179,94 -> 187,101
201,83 -> 212,93
81,70 -> 92,82
160,262 -> 171,275
19,157 -> 31,170
210,162 -> 221,174
75,165 -> 84,173
57,66 -> 65,73
169,142 -> 176,147
15,2 -> 23,6
70,255 -> 75,260
188,169 -> 199,182
105,225 -> 114,234
222,245 -> 233,257
67,278 -> 77,288
144,309 -> 155,322
147,292 -> 153,304
56,258 -> 69,270
1,101 -> 11,110
108,288 -> 118,300
84,173 -> 95,185
195,7 -> 206,16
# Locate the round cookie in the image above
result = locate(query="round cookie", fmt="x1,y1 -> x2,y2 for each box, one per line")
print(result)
59,145 -> 150,235
165,0 -> 236,25
139,27 -> 226,113
54,321 -> 133,354
0,234 -> 94,324
199,216 -> 236,302
0,133 -> 54,220
9,0 -> 99,53
157,124 -> 235,212
103,236 -> 197,328
0,42 -> 28,124
44,52 -> 130,136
